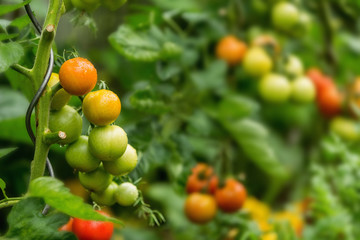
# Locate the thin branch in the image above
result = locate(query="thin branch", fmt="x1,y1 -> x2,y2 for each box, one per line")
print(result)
11,64 -> 32,78
0,197 -> 24,209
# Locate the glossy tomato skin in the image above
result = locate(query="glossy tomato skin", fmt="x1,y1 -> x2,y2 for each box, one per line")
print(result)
243,47 -> 273,77
65,136 -> 100,172
82,89 -> 121,126
78,165 -> 113,192
115,182 -> 139,206
48,73 -> 72,110
291,76 -> 316,103
72,210 -> 114,240
272,2 -> 299,31
184,193 -> 217,224
58,217 -> 73,232
259,73 -> 291,103
88,125 -> 128,161
215,179 -> 247,213
49,105 -> 82,144
216,35 -> 247,65
317,86 -> 342,117
59,57 -> 97,96
90,182 -> 118,206
103,144 -> 138,176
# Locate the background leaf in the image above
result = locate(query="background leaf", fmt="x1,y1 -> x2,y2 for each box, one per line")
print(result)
0,42 -> 24,73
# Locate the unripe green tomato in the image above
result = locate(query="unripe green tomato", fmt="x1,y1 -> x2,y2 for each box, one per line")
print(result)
259,73 -> 291,103
48,73 -> 71,111
71,0 -> 100,11
272,2 -> 299,31
78,165 -> 113,192
90,182 -> 118,206
103,144 -> 138,176
102,0 -> 127,11
285,55 -> 303,77
88,125 -> 128,161
115,182 -> 139,206
65,136 -> 101,172
330,117 -> 360,141
243,47 -> 273,77
291,76 -> 316,103
49,105 -> 82,144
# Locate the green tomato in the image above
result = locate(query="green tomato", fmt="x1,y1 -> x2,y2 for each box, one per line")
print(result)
291,76 -> 315,103
243,47 -> 273,77
259,73 -> 291,103
65,136 -> 100,172
285,55 -> 303,77
90,181 -> 118,206
115,182 -> 139,206
78,165 -> 113,192
103,144 -> 138,176
102,0 -> 127,11
330,117 -> 360,141
49,105 -> 82,144
272,2 -> 299,31
71,0 -> 100,11
88,125 -> 128,161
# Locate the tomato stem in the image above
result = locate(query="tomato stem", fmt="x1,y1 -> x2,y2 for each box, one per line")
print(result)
43,130 -> 67,145
10,64 -> 32,78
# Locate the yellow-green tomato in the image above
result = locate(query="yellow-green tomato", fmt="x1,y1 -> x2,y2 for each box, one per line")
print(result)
330,117 -> 360,141
243,47 -> 273,77
78,166 -> 113,192
291,76 -> 316,103
48,73 -> 72,111
259,73 -> 291,103
90,182 -> 118,206
65,136 -> 100,172
272,2 -> 299,31
115,182 -> 139,206
88,125 -> 128,161
285,55 -> 303,77
49,105 -> 82,145
103,144 -> 138,176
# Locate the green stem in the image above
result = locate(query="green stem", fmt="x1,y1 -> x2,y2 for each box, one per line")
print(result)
0,197 -> 24,209
11,64 -> 32,78
29,0 -> 64,182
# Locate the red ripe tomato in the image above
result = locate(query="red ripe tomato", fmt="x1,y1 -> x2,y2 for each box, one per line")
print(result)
186,163 -> 217,194
317,86 -> 343,117
72,210 -> 114,240
58,217 -> 73,232
215,179 -> 247,213
306,68 -> 333,94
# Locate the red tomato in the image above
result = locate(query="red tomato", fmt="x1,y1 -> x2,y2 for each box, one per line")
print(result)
186,163 -> 217,194
306,68 -> 333,95
317,85 -> 343,117
72,211 -> 114,240
215,179 -> 247,213
58,218 -> 73,232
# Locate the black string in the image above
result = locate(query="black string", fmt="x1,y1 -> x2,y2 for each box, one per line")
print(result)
24,3 -> 55,215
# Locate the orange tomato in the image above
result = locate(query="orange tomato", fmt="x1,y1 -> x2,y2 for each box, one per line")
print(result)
184,193 -> 217,224
59,57 -> 97,96
58,217 -> 73,232
82,89 -> 121,126
306,68 -> 333,95
186,163 -> 218,194
216,35 -> 247,65
317,85 -> 342,117
215,179 -> 247,213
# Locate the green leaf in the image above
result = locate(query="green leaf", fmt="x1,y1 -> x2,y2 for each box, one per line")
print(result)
130,88 -> 170,114
0,33 -> 19,41
149,0 -> 200,11
0,0 -> 31,16
29,177 -> 122,225
221,118 -> 288,179
0,178 -> 5,192
0,87 -> 29,121
217,94 -> 259,121
10,15 -> 31,30
4,197 -> 76,240
190,60 -> 227,93
0,42 -> 24,73
0,19 -> 11,29
0,147 -> 17,159
5,68 -> 34,101
0,116 -> 32,144
109,25 -> 182,62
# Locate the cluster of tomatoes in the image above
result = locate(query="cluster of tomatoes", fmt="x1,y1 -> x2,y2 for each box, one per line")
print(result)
184,163 -> 247,224
49,57 -> 139,209
216,34 -> 316,105
59,210 -> 114,240
64,0 -> 126,12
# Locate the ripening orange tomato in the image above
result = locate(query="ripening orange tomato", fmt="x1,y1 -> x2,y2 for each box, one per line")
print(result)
216,35 -> 247,65
317,85 -> 343,117
186,163 -> 218,194
215,179 -> 247,213
58,217 -> 73,232
184,193 -> 217,224
59,57 -> 97,96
